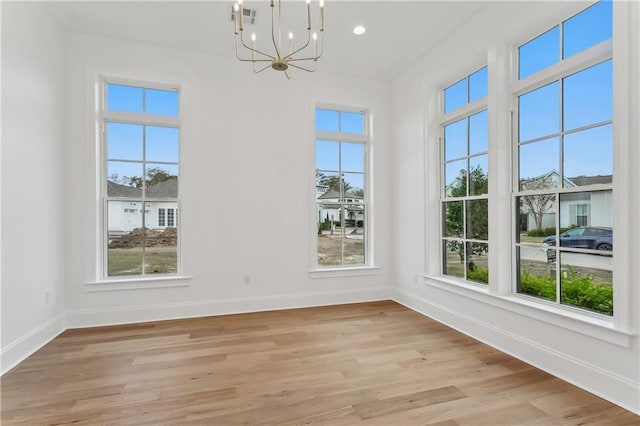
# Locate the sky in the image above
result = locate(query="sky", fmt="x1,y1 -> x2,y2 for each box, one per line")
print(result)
442,0 -> 612,192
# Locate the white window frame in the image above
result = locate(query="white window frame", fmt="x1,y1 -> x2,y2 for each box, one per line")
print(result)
421,1 -> 635,345
99,76 -> 182,280
311,104 -> 375,274
511,6 -> 613,314
440,67 -> 489,285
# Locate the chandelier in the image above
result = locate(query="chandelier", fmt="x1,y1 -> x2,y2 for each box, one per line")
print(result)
233,0 -> 324,79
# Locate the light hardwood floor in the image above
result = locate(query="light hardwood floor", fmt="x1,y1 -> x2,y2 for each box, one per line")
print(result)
1,301 -> 638,425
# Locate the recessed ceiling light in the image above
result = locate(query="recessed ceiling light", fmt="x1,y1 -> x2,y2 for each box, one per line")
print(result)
353,25 -> 366,35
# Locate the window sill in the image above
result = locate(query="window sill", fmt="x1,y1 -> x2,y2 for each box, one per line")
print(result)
85,275 -> 192,292
421,274 -> 633,347
309,266 -> 380,279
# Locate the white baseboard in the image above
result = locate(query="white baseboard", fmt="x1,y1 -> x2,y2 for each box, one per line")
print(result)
1,313 -> 66,375
392,288 -> 640,415
66,287 -> 392,329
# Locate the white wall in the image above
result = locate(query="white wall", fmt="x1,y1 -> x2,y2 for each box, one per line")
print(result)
63,32 -> 393,326
391,1 -> 639,414
1,2 -> 67,373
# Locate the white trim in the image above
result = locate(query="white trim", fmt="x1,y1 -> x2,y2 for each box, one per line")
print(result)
420,274 -> 631,347
85,275 -> 192,292
393,288 -> 639,415
66,287 -> 391,329
1,313 -> 66,375
308,266 -> 380,279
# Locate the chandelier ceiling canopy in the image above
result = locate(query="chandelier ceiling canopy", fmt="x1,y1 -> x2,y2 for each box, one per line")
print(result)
233,0 -> 324,79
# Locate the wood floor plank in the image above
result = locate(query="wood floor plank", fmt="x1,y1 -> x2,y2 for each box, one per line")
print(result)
1,301 -> 637,425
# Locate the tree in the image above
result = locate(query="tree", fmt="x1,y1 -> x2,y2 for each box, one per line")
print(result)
445,165 -> 489,262
316,171 -> 355,197
520,173 -> 555,231
110,167 -> 177,189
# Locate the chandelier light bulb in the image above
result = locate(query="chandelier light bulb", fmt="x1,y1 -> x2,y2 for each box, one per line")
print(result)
319,0 -> 324,7
289,32 -> 294,40
233,3 -> 239,12
312,32 -> 318,41
238,0 -> 243,4
251,33 -> 256,41
353,25 -> 366,35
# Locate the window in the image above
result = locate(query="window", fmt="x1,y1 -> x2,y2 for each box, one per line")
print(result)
442,68 -> 489,284
158,208 -> 166,227
515,1 -> 613,315
315,107 -> 368,268
102,80 -> 180,277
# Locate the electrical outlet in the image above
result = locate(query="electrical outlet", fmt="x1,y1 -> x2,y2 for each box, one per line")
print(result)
243,275 -> 251,285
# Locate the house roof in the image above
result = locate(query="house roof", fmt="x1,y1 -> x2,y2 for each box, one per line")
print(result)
317,189 -> 362,201
107,179 -> 178,199
567,175 -> 612,186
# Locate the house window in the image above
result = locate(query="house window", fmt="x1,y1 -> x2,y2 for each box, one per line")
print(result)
515,1 -> 613,315
576,204 -> 589,226
103,80 -> 180,277
158,208 -> 166,227
315,107 -> 368,267
167,208 -> 175,227
441,67 -> 489,284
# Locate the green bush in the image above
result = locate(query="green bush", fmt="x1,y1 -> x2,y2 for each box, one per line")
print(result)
520,269 -> 612,315
527,229 -> 547,237
467,266 -> 488,284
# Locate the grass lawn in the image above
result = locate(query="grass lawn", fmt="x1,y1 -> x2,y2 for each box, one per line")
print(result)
108,246 -> 177,276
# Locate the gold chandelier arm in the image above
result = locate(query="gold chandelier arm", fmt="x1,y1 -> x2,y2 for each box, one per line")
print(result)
287,33 -> 323,62
253,62 -> 273,73
283,30 -> 311,61
284,69 -> 291,80
288,61 -> 318,73
235,34 -> 274,62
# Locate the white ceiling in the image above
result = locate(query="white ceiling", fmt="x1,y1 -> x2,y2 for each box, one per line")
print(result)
43,1 -> 490,80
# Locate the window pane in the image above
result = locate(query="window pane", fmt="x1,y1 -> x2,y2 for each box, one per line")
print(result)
469,110 -> 488,155
519,26 -> 559,79
145,202 -> 178,275
519,82 -> 559,142
563,60 -> 612,131
469,155 -> 488,196
519,194 -> 556,236
563,1 -> 612,59
469,67 -> 488,102
341,142 -> 365,173
316,172 -> 340,198
563,124 -> 612,185
517,245 -> 557,301
559,252 -> 612,315
443,240 -> 465,279
107,122 -> 143,161
107,200 -> 143,276
145,89 -> 179,117
344,205 -> 365,265
146,126 -> 179,163
341,112 -> 365,134
316,140 -> 339,171
444,118 -> 467,161
443,201 -> 464,238
317,203 -> 342,266
559,191 -> 612,232
316,109 -> 339,132
445,159 -> 467,197
107,84 -> 143,113
342,173 -> 365,200
466,199 -> 488,240
467,242 -> 488,284
444,78 -> 467,114
519,138 -> 559,190
107,162 -> 143,197
145,164 -> 179,198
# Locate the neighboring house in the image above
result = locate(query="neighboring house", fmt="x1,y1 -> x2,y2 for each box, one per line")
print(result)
107,180 -> 178,234
316,188 -> 364,227
518,171 -> 612,231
